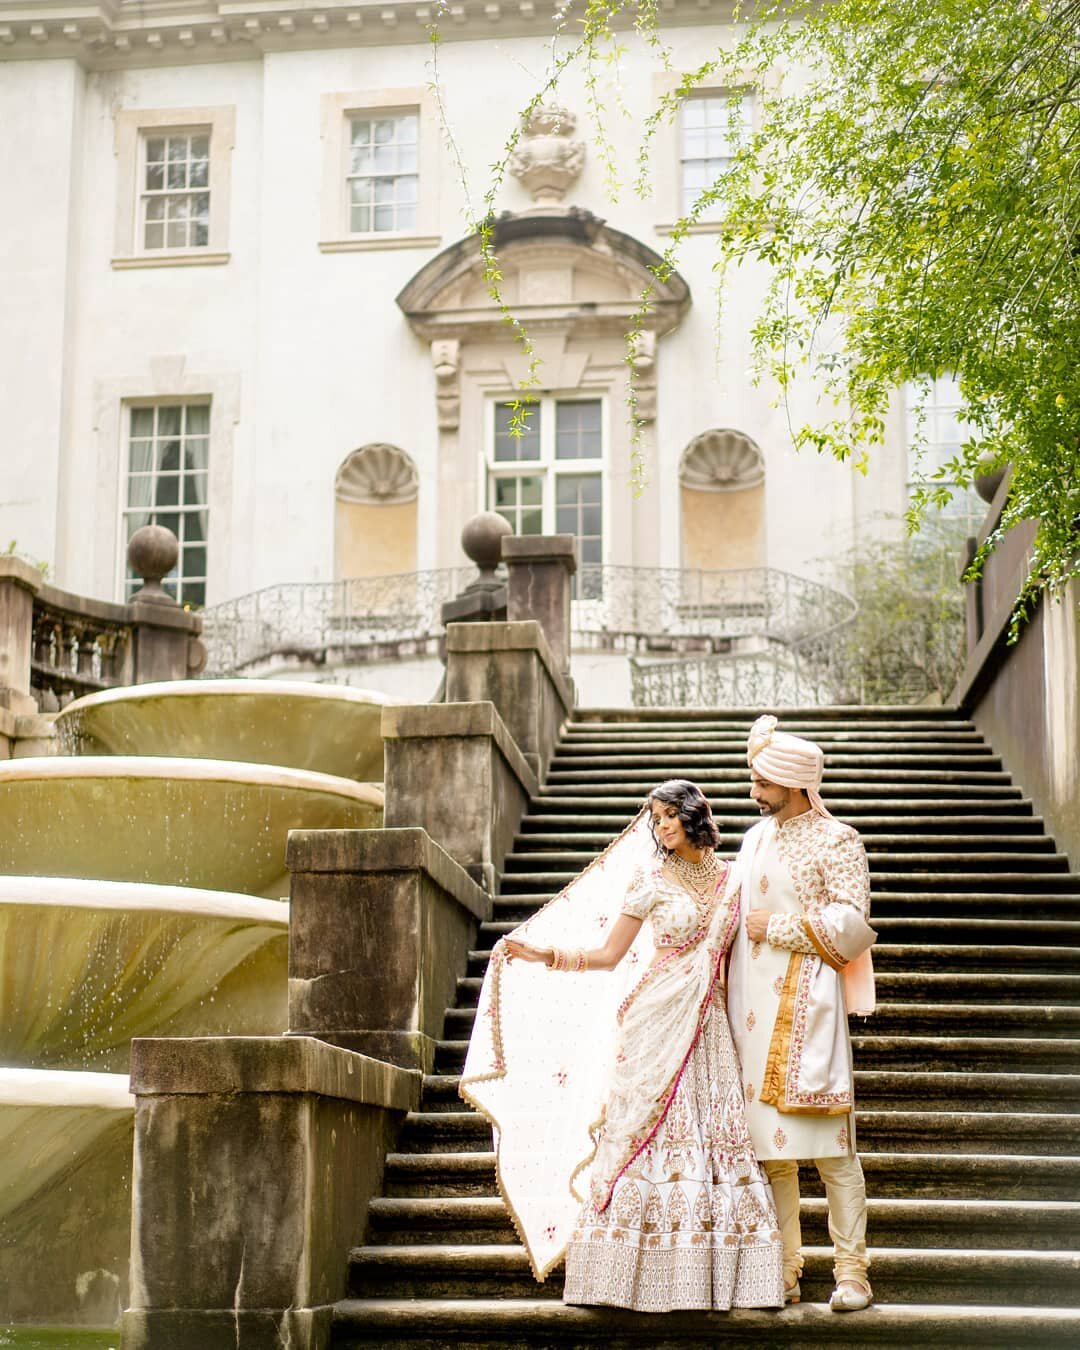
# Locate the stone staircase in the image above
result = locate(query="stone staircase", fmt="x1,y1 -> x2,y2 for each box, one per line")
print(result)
333,707 -> 1080,1346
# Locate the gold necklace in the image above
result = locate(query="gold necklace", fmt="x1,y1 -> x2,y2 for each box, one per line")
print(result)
665,847 -> 720,902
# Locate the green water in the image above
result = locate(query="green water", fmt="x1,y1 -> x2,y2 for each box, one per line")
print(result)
0,1332 -> 117,1349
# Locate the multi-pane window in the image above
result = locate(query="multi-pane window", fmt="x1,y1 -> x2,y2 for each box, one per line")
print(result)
905,376 -> 985,534
488,397 -> 603,596
124,404 -> 210,605
347,113 -> 419,233
141,131 -> 210,251
680,94 -> 751,215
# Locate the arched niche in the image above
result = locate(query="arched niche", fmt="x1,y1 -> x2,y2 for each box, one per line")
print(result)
679,429 -> 766,571
334,444 -> 419,580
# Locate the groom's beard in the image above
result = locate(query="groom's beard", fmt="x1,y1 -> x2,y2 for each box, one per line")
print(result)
756,790 -> 790,816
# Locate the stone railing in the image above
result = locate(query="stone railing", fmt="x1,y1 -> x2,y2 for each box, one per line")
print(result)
200,562 -> 855,677
0,528 -> 205,732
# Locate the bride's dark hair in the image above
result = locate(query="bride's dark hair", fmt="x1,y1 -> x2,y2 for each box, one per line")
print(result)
646,779 -> 721,856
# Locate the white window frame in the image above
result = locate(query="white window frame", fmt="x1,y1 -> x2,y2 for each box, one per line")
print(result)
320,87 -> 441,252
119,400 -> 212,607
652,70 -> 778,236
138,127 -> 212,254
483,394 -> 608,582
112,106 -> 235,269
904,376 -> 986,535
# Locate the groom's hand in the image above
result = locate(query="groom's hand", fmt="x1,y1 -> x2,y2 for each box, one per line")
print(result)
746,908 -> 771,942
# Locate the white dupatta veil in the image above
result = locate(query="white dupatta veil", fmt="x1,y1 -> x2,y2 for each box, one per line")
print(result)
460,809 -> 660,1280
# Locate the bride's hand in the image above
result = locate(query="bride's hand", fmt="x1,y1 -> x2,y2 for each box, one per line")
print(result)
503,938 -> 553,966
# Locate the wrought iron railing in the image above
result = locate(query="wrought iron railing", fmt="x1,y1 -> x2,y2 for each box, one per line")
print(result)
199,564 -> 856,678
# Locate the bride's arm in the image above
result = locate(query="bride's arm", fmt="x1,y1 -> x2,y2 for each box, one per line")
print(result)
503,913 -> 643,971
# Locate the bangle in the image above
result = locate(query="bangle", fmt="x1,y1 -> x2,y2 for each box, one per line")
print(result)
548,947 -> 587,972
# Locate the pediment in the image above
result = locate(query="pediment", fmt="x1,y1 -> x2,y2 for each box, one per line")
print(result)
397,209 -> 691,342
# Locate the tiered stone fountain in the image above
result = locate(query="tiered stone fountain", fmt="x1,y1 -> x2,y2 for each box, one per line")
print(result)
0,678 -> 388,1330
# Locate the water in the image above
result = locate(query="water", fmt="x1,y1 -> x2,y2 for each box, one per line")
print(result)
0,1332 -> 116,1349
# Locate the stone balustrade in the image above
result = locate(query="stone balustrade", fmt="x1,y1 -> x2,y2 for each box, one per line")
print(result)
0,527 -> 205,757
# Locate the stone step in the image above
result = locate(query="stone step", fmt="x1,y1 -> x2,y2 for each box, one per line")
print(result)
436,1035 -> 1080,1076
572,712 -> 972,723
549,753 -> 1002,773
508,832 -> 1058,855
397,1110 -> 1080,1156
559,733 -> 988,750
519,812 -> 1047,836
534,784 -> 1025,802
363,1195 -> 1080,1250
560,731 -> 985,747
499,856 -> 1075,886
545,767 -> 1013,786
427,1070 -> 1080,1115
341,1247 -> 1080,1312
382,1150 -> 1080,1202
451,972 -> 1080,1010
466,944 -> 1080,977
334,1296 -> 1080,1347
443,1001 -> 1080,1041
475,917 -> 1080,950
494,895 -> 1080,926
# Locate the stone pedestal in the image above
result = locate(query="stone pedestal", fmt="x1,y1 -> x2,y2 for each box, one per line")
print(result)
0,555 -> 43,716
120,1036 -> 419,1350
381,701 -> 538,891
501,533 -> 577,675
132,601 -> 205,683
286,827 -> 490,1072
445,620 -> 572,779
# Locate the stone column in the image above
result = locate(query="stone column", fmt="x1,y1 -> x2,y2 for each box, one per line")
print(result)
286,827 -> 491,1073
445,620 -> 573,779
121,1036 -> 420,1350
381,701 -> 538,891
501,533 -> 577,675
0,554 -> 43,715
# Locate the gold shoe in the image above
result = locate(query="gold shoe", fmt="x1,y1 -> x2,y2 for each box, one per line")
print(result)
829,1279 -> 873,1312
783,1280 -> 801,1305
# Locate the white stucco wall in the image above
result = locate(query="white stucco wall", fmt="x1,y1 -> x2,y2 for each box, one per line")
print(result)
0,22 -> 909,606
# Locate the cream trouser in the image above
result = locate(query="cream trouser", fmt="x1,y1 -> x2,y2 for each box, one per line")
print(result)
763,1154 -> 870,1287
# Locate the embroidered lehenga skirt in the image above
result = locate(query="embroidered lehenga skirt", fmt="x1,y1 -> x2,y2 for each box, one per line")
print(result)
563,985 -> 785,1312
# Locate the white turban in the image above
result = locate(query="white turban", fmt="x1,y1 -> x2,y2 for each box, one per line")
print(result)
747,714 -> 833,818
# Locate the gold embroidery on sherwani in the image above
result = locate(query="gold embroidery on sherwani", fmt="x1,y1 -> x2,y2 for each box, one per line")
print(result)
760,953 -> 803,1108
802,915 -> 847,971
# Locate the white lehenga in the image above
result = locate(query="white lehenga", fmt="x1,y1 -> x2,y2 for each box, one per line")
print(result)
461,810 -> 785,1313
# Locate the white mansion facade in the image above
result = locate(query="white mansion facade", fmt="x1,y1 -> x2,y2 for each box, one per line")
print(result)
0,1 -> 973,616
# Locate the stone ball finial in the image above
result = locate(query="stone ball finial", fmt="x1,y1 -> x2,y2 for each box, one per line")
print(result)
461,511 -> 512,588
127,524 -> 180,606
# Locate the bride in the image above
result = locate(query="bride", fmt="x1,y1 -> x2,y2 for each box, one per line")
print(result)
460,779 -> 785,1312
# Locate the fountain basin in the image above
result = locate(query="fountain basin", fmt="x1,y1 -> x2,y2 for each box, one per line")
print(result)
0,1069 -> 133,1326
0,757 -> 382,897
0,877 -> 288,1071
56,679 -> 391,781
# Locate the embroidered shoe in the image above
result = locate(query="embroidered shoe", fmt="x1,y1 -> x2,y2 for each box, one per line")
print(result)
783,1280 -> 801,1305
829,1280 -> 873,1312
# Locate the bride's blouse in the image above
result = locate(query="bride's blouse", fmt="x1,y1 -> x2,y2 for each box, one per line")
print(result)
621,862 -> 716,947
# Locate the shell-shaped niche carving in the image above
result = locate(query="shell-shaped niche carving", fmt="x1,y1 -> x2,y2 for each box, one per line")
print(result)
335,444 -> 419,506
679,429 -> 765,493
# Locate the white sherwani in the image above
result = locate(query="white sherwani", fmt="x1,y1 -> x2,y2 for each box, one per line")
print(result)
728,810 -> 875,1161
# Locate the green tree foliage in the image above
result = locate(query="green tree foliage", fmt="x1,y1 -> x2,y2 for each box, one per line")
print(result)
655,0 -> 1080,625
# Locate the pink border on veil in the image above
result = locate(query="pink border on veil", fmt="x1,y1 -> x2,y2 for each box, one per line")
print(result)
594,878 -> 744,1212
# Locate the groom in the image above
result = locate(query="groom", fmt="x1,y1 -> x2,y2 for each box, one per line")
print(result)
727,715 -> 877,1312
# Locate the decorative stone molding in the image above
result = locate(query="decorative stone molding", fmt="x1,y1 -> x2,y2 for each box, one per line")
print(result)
679,428 -> 765,492
509,104 -> 585,205
0,2 -> 729,67
630,329 -> 657,423
335,444 -> 419,505
431,339 -> 461,430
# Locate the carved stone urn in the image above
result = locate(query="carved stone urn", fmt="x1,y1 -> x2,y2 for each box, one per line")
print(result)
509,105 -> 586,205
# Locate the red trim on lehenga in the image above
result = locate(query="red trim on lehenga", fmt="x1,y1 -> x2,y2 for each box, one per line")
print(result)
595,888 -> 743,1212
